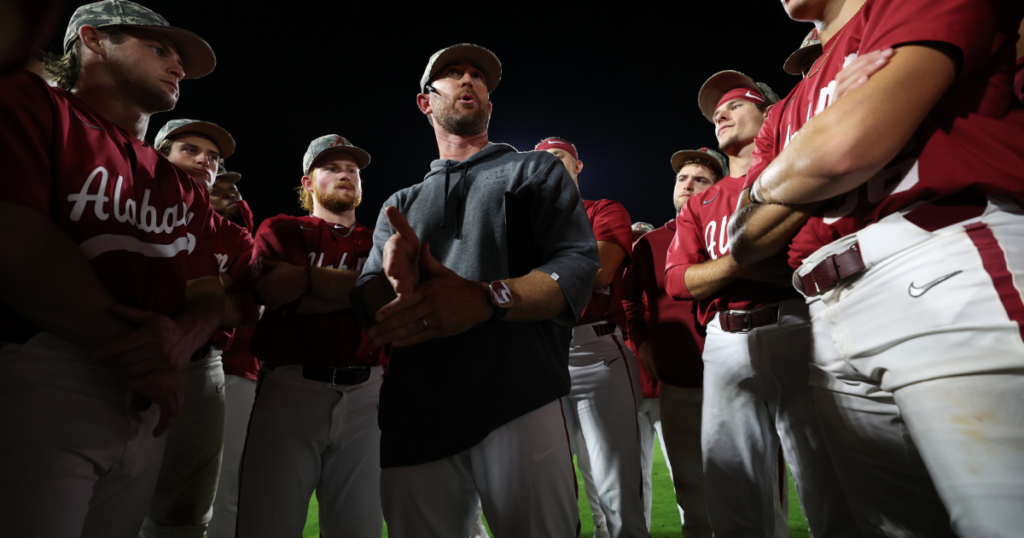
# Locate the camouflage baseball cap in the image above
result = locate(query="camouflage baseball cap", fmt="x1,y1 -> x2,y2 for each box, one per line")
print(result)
154,119 -> 236,158
303,135 -> 371,175
216,166 -> 241,184
671,147 -> 730,179
64,0 -> 215,79
697,71 -> 780,123
421,44 -> 501,93
784,28 -> 823,76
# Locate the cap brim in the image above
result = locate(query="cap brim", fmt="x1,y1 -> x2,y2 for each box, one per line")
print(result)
425,45 -> 501,93
119,24 -> 216,80
307,147 -> 371,173
671,150 -> 725,177
216,172 -> 241,183
162,121 -> 235,158
698,70 -> 761,123
783,44 -> 823,76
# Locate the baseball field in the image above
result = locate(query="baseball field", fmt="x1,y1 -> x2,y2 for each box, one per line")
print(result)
301,438 -> 811,537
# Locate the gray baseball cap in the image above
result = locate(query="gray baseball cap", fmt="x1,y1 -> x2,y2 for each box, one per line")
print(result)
671,147 -> 730,179
303,135 -> 370,175
420,44 -> 501,93
216,166 -> 241,184
154,119 -> 235,158
784,28 -> 823,76
64,0 -> 215,79
697,70 -> 779,123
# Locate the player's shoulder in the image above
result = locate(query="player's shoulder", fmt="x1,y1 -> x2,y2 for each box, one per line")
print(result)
257,213 -> 306,233
586,198 -> 630,219
0,70 -> 54,104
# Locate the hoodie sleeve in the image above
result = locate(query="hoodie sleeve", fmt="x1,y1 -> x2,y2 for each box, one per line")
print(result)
351,197 -> 397,329
519,156 -> 600,327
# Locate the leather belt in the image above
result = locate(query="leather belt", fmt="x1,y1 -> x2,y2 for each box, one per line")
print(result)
190,343 -> 212,362
719,306 -> 780,333
273,365 -> 371,386
798,243 -> 866,297
592,321 -> 618,338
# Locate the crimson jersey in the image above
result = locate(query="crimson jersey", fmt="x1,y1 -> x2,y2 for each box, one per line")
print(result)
622,221 -> 705,393
207,211 -> 255,351
249,214 -> 384,368
222,326 -> 258,381
745,0 -> 1024,268
1015,56 -> 1023,101
577,199 -> 633,327
0,71 -> 218,343
666,176 -> 797,326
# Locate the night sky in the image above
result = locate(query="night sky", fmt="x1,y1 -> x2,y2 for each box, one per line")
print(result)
47,2 -> 813,230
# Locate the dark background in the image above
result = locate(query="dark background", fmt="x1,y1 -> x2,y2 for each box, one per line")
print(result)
48,2 -> 814,230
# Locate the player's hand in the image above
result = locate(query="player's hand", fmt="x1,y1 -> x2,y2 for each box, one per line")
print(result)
369,243 -> 492,347
834,48 -> 893,101
218,272 -> 234,290
381,206 -> 421,305
638,342 -> 659,380
90,304 -> 198,379
254,260 -> 308,310
124,370 -> 184,437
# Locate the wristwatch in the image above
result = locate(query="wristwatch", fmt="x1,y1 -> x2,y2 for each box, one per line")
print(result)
486,281 -> 513,325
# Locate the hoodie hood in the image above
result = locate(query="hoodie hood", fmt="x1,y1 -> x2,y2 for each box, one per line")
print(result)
424,143 -> 518,239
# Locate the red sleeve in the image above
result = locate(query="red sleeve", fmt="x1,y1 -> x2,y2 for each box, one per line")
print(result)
186,186 -> 219,280
745,100 -> 783,188
591,200 -> 634,264
665,200 -> 708,300
860,0 -> 994,80
227,227 -> 255,293
0,71 -> 54,216
252,217 -> 307,280
622,236 -> 651,349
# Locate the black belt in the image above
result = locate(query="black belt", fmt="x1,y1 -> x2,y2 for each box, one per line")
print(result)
267,364 -> 372,386
190,343 -> 212,362
592,321 -> 617,337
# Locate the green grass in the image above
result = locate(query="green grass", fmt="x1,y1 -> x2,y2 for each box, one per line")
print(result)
302,437 -> 810,537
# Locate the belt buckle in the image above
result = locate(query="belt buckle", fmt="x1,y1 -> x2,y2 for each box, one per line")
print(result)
725,311 -> 753,333
330,367 -> 347,386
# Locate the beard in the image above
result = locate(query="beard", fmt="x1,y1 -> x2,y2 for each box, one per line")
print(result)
108,55 -> 177,113
432,91 -> 490,136
314,181 -> 362,213
718,133 -> 742,155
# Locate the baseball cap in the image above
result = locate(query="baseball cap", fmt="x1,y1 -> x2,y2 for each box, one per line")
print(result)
64,0 -> 216,79
671,147 -> 730,179
784,28 -> 823,76
698,71 -> 779,123
303,135 -> 371,175
421,44 -> 501,94
154,119 -> 236,158
216,166 -> 241,184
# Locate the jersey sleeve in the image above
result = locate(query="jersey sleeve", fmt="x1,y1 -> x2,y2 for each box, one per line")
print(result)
0,71 -> 54,216
227,227 -> 255,292
664,200 -> 708,300
745,100 -> 783,188
591,200 -> 634,265
860,0 -> 994,80
622,236 -> 651,349
186,186 -> 219,280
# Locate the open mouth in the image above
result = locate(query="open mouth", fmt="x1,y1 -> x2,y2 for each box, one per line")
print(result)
458,92 -> 476,104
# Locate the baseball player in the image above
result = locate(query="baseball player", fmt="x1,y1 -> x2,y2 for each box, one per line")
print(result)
0,2 -> 222,537
145,119 -> 259,538
206,167 -> 261,538
536,136 -> 647,538
621,149 -> 728,538
783,29 -> 823,78
350,44 -> 599,537
235,134 -> 386,538
730,0 -> 1024,535
666,71 -> 861,538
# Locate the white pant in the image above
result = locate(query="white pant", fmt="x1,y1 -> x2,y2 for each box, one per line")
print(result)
381,399 -> 578,538
658,385 -> 711,538
237,365 -> 384,538
801,197 -> 1024,537
141,353 -> 226,538
206,374 -> 257,538
637,398 -> 669,530
702,300 -> 859,538
0,333 -> 167,538
561,325 -> 648,538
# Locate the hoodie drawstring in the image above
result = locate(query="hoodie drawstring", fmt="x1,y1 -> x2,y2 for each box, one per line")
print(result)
441,161 -> 451,230
456,162 -> 469,239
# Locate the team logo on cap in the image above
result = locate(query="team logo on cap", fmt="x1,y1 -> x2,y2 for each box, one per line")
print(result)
328,136 -> 347,147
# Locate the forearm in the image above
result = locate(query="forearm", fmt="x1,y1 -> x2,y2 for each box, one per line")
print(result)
728,195 -> 815,266
176,276 -> 225,353
682,256 -> 742,300
221,292 -> 261,328
0,201 -> 134,349
504,270 -> 568,322
309,266 -> 359,309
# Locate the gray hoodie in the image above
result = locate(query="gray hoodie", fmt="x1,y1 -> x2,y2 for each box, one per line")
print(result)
352,142 -> 599,467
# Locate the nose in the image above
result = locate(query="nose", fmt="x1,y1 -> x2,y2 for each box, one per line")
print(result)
167,51 -> 185,82
459,71 -> 475,88
716,111 -> 730,125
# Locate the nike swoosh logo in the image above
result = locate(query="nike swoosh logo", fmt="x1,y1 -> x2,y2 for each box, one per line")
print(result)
604,357 -> 620,366
745,91 -> 764,102
532,444 -> 558,461
299,226 -> 317,231
908,270 -> 962,298
702,192 -> 720,205
216,384 -> 225,393
75,113 -> 104,130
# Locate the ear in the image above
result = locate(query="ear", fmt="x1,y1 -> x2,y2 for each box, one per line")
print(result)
575,159 -> 584,175
79,25 -> 108,57
301,175 -> 314,193
416,93 -> 432,116
763,104 -> 774,118
488,99 -> 493,114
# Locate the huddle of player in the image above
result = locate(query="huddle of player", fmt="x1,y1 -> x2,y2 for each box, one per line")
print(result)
2,1 -> 1024,538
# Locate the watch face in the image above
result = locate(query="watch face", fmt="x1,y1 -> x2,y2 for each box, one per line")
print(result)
490,281 -> 513,308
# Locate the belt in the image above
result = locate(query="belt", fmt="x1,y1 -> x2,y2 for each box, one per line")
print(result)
190,343 -> 212,362
267,364 -> 372,386
719,306 -> 780,333
798,243 -> 866,296
592,321 -> 617,338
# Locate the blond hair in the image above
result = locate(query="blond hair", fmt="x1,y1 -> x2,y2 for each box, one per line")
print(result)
43,27 -> 125,90
297,169 -> 316,212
